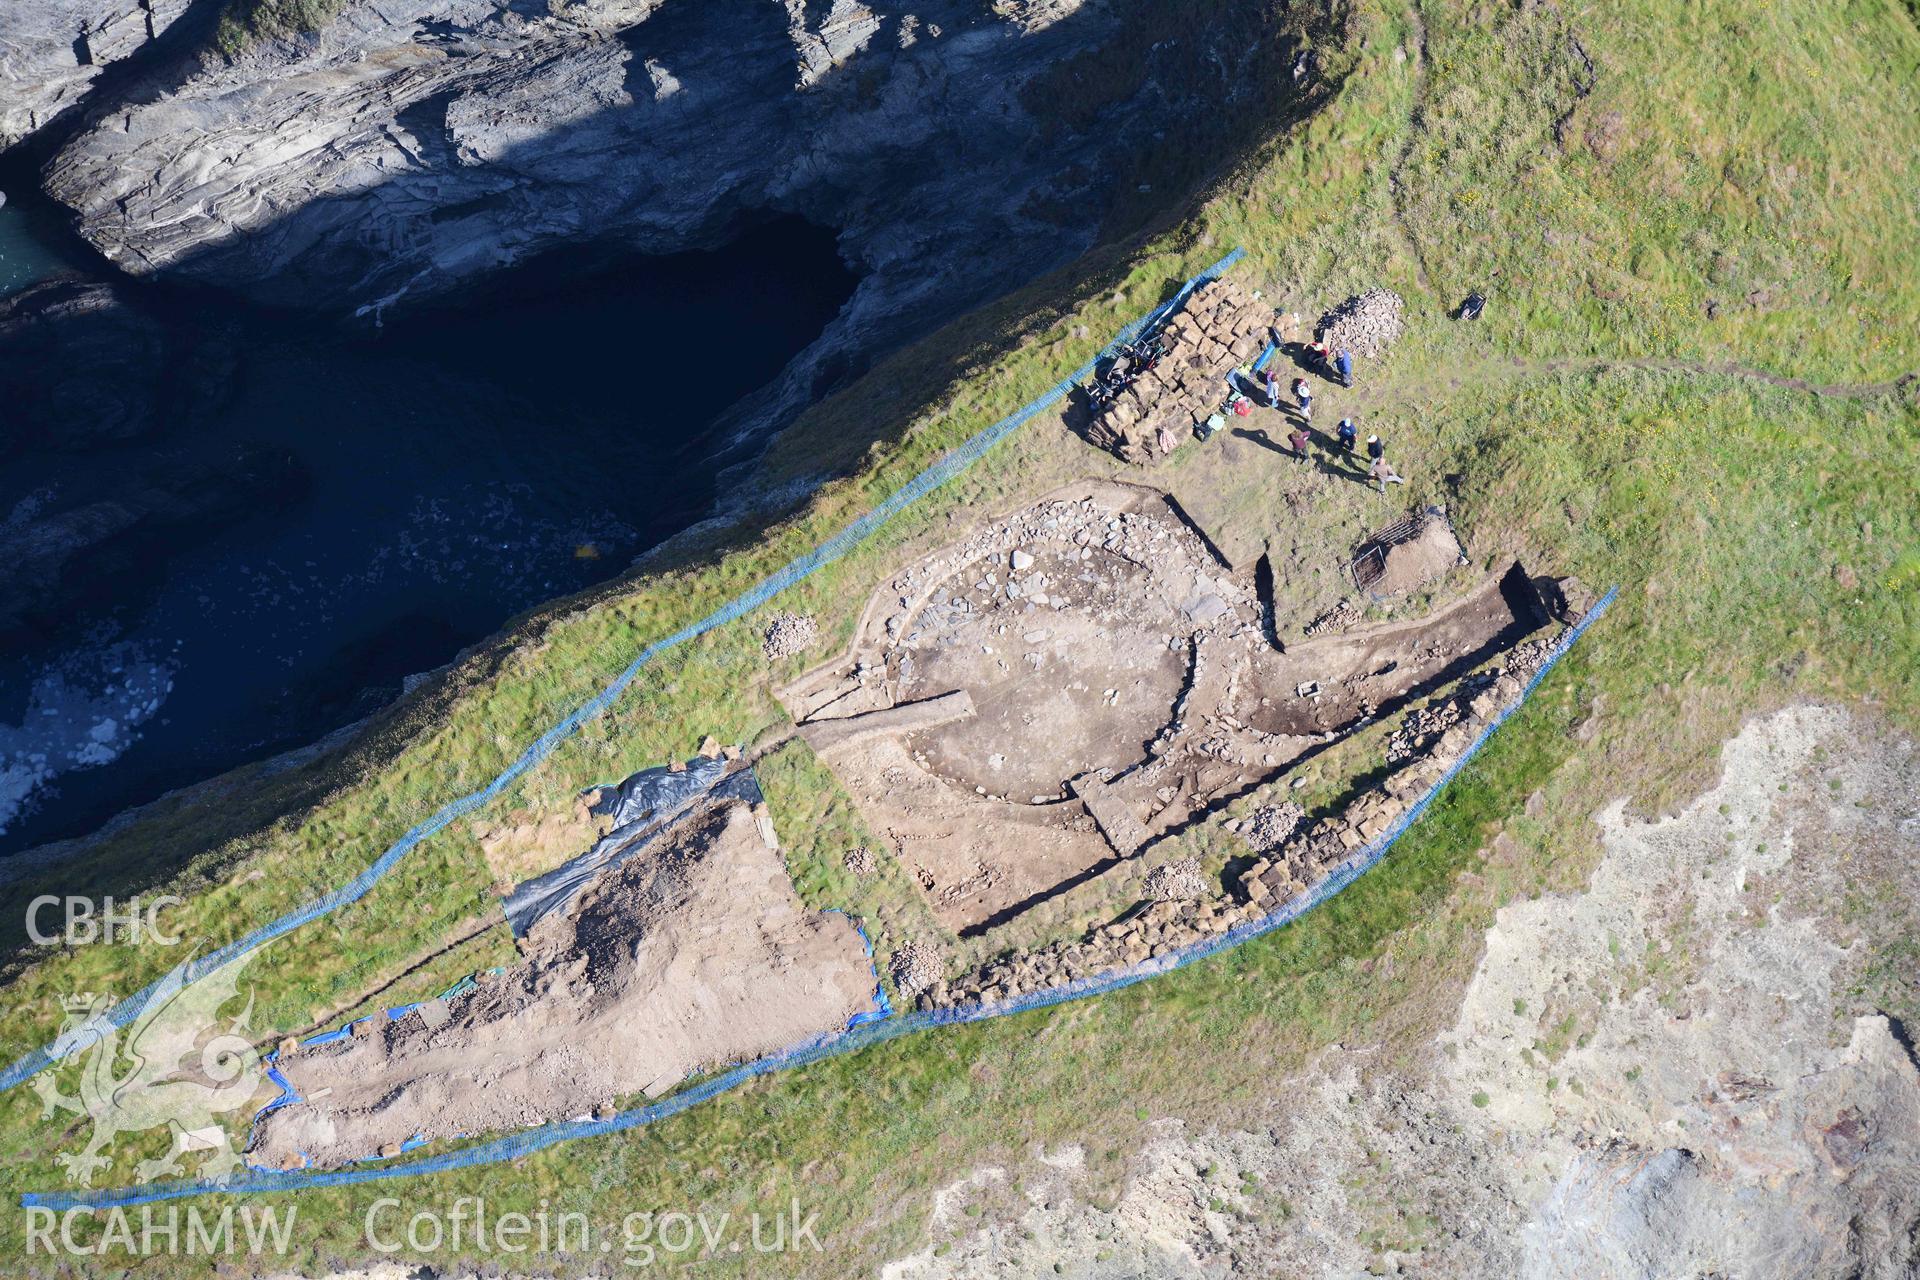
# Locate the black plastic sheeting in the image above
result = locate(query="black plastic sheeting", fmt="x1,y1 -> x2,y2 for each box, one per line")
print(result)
501,758 -> 763,937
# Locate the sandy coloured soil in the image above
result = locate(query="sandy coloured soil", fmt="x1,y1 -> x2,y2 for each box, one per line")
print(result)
785,480 -> 1552,936
1245,565 -> 1536,737
1368,514 -> 1465,595
900,537 -> 1189,802
250,797 -> 878,1170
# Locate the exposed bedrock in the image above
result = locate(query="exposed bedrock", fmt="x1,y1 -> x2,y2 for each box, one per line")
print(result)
0,0 -> 201,148
39,0 -> 1296,448
0,280 -> 170,455
0,443 -> 307,640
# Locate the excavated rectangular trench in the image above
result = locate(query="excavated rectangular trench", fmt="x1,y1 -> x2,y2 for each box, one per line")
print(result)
955,562 -> 1551,936
248,792 -> 880,1171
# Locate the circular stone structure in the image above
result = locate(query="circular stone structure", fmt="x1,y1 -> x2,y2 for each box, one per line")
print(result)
889,496 -> 1233,804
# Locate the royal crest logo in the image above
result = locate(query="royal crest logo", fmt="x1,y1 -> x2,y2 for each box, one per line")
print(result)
32,949 -> 267,1186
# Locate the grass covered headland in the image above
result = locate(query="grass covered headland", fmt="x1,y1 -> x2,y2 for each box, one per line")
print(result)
4,0 -> 1917,1273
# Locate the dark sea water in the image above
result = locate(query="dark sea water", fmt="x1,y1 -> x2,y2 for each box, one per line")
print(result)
0,201 -> 856,855
0,194 -> 88,294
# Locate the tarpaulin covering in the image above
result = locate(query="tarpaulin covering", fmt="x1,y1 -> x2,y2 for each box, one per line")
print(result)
501,758 -> 757,937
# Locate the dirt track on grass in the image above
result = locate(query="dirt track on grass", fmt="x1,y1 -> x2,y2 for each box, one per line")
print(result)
1521,355 -> 1919,401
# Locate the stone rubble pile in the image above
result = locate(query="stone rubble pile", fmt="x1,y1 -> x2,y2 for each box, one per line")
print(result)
1316,288 -> 1405,359
889,939 -> 943,997
1144,857 -> 1208,902
1088,277 -> 1271,463
1384,692 -> 1469,765
921,897 -> 1261,1008
762,611 -> 818,661
1237,638 -> 1559,908
881,495 -> 1254,659
1239,801 -> 1307,853
1304,598 -> 1361,637
1502,635 -> 1557,682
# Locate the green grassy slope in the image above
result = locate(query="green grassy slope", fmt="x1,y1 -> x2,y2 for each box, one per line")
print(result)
2,0 -> 1916,1272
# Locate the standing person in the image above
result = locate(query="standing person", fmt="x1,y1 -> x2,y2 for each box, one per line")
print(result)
1370,455 -> 1406,491
1265,365 -> 1281,410
1337,418 -> 1358,455
1293,377 -> 1313,421
1366,433 -> 1385,464
1287,424 -> 1311,464
1335,349 -> 1354,387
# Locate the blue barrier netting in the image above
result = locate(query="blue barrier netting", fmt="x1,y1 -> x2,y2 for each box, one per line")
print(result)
21,585 -> 1614,1211
0,248 -> 1243,1099
239,855 -> 892,1174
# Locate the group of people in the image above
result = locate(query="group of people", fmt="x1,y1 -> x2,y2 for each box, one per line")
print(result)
1253,343 -> 1405,492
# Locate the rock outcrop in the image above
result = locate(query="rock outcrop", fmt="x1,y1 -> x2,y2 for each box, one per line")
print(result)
0,283 -> 297,637
0,0 -> 196,147
885,707 -> 1920,1279
38,0 -> 1294,449
0,280 -> 229,456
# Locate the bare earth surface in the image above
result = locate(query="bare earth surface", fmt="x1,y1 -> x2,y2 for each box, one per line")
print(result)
882,705 -> 1920,1278
252,798 -> 877,1170
784,481 -> 1551,936
900,538 -> 1188,802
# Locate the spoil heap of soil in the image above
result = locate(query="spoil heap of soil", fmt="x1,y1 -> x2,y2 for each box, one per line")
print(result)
1372,517 -> 1463,595
1317,289 -> 1405,358
250,798 -> 877,1170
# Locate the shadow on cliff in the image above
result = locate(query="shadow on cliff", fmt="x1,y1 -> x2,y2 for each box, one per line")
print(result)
0,0 -> 1349,962
707,0 -> 1349,486
0,0 -> 237,256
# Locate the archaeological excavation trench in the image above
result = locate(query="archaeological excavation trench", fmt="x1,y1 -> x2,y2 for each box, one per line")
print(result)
250,793 -> 880,1171
248,472 -> 1566,1168
782,482 -> 1564,940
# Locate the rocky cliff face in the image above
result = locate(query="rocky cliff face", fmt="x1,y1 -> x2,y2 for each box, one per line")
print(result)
0,280 -> 300,640
0,0 -> 195,146
33,0 -> 1290,447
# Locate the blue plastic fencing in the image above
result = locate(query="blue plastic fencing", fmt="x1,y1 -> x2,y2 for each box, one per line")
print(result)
21,585 -> 1614,1211
237,884 -> 893,1174
0,248 -> 1246,1102
247,966 -> 512,1171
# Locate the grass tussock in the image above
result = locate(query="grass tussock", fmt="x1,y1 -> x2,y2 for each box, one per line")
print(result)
214,0 -> 342,54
